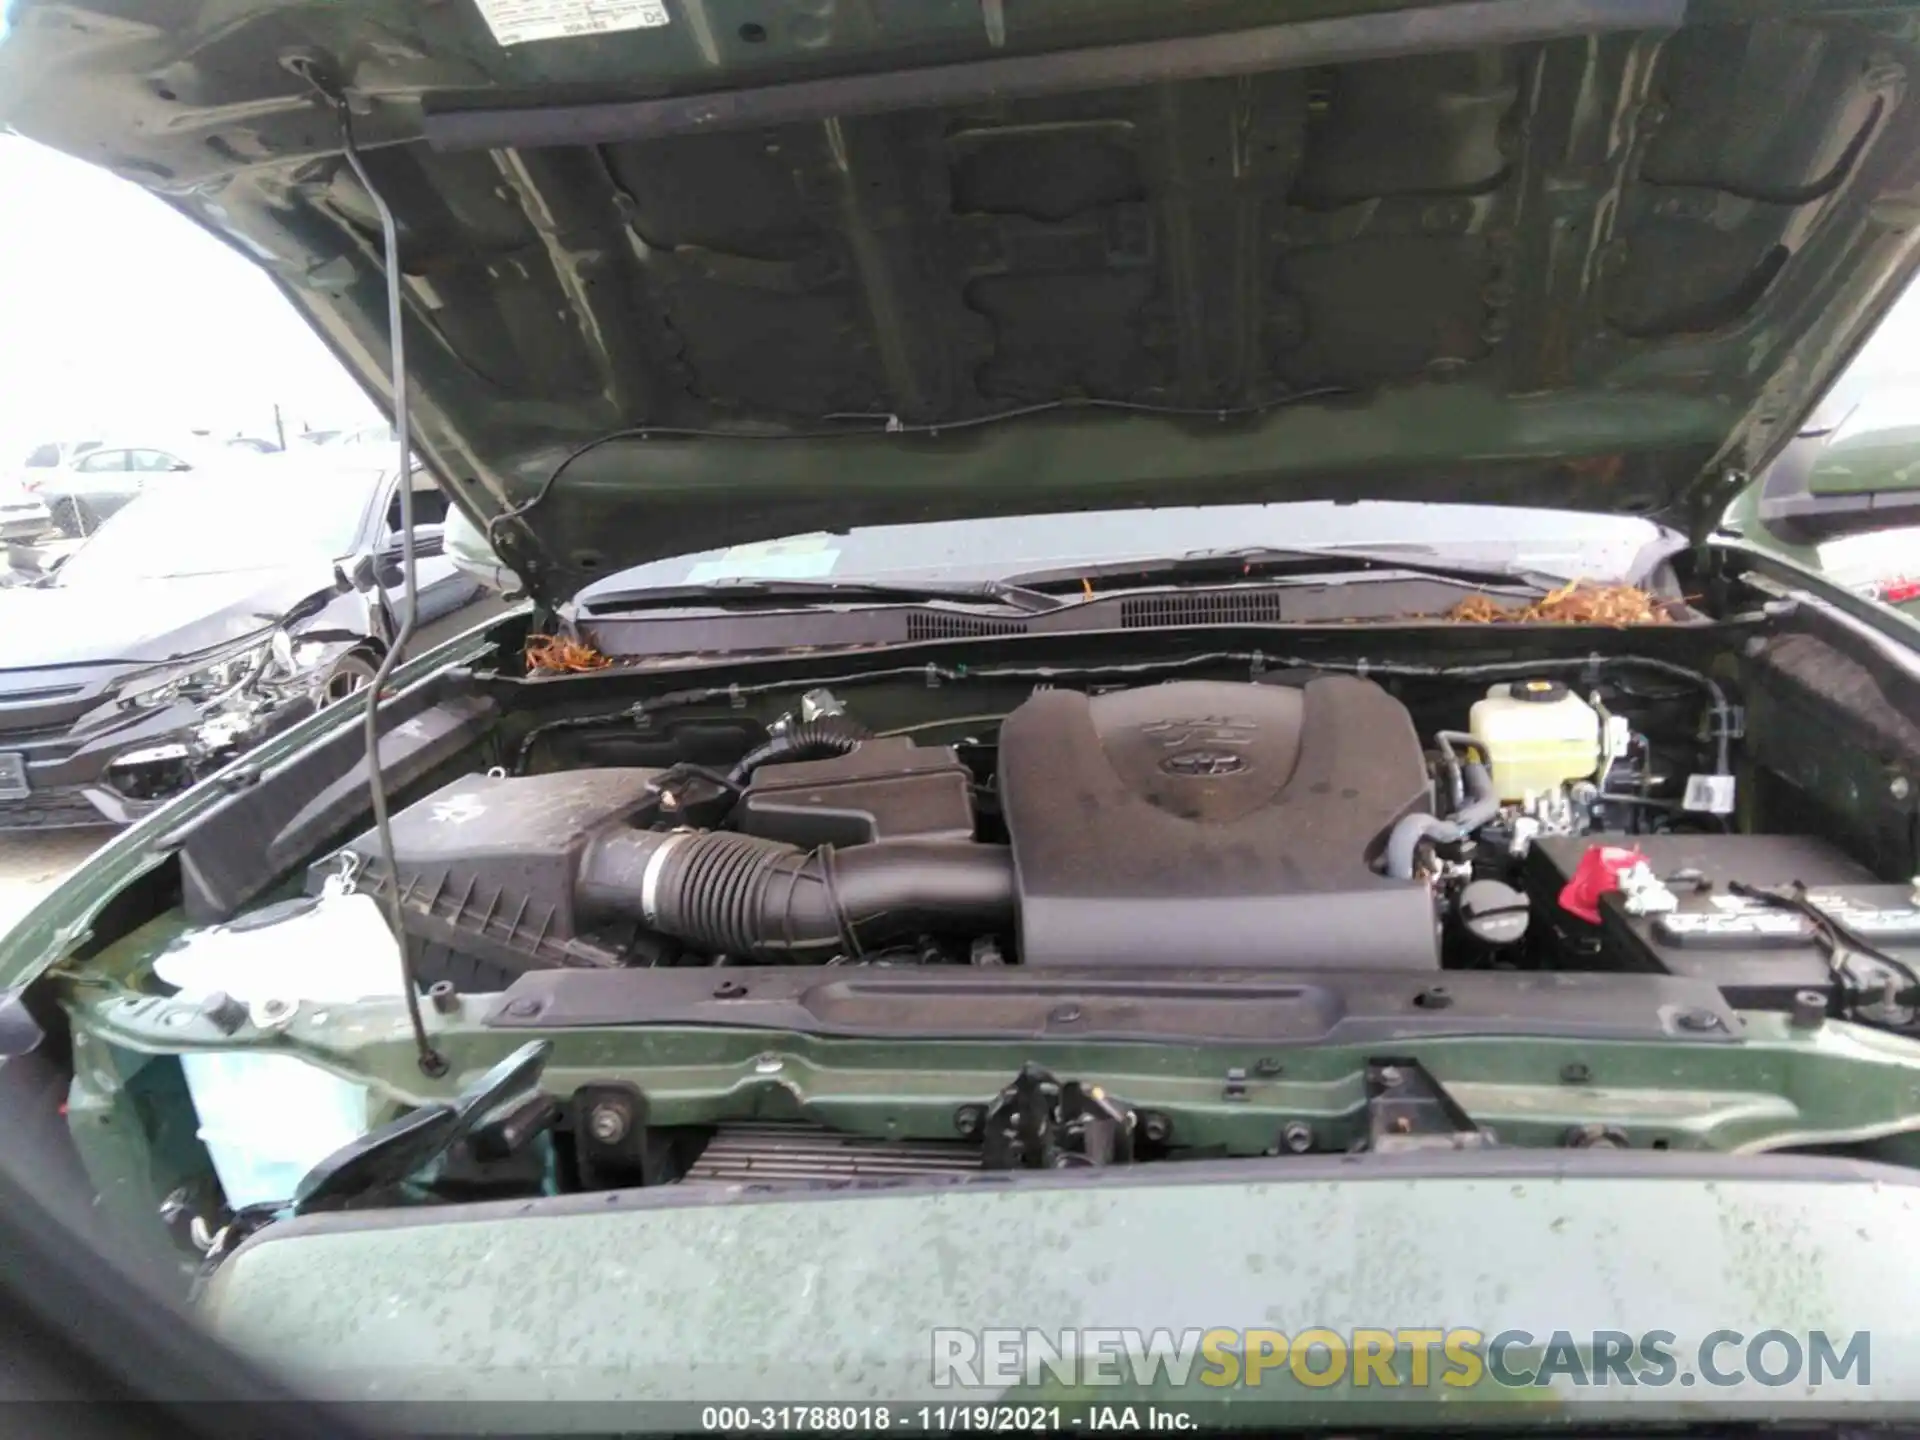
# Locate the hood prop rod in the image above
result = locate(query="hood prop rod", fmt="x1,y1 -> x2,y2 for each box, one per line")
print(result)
331,89 -> 448,1080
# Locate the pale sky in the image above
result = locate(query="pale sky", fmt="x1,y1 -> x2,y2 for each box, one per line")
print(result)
0,134 -> 378,464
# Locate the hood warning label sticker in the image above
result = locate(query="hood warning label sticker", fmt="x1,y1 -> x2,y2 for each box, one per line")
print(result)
473,0 -> 668,47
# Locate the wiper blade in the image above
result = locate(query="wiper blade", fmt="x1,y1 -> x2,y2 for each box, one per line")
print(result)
1002,545 -> 1559,593
584,577 -> 1070,615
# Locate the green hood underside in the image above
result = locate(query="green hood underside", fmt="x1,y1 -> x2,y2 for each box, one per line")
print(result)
8,0 -> 1920,601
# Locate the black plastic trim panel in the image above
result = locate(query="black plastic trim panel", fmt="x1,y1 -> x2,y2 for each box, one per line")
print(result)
175,685 -> 497,923
482,965 -> 1739,1044
575,578 -> 1615,658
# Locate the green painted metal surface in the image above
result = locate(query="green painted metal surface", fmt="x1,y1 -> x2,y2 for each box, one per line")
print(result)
202,1163 -> 1920,1416
59,974 -> 1920,1159
9,0 -> 1920,597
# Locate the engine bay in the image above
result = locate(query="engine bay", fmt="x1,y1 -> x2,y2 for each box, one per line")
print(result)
314,657 -> 1916,1024
38,616 -> 1920,1260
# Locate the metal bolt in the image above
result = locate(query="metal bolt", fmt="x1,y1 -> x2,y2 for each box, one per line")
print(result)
504,997 -> 542,1018
587,1101 -> 631,1146
1677,1008 -> 1722,1033
660,789 -> 681,812
953,1104 -> 985,1139
1414,986 -> 1453,1010
713,980 -> 747,999
428,981 -> 458,1015
1252,1056 -> 1285,1077
1790,989 -> 1828,1030
754,1054 -> 784,1075
1141,1111 -> 1172,1144
1560,1062 -> 1592,1085
1048,1003 -> 1082,1024
198,991 -> 246,1035
1280,1121 -> 1314,1154
1378,1065 -> 1404,1088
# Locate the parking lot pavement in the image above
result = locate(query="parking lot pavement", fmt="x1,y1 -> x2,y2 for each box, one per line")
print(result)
0,827 -> 113,933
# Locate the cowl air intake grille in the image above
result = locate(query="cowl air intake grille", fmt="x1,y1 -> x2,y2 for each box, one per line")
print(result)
683,1121 -> 981,1183
905,612 -> 1029,640
1121,591 -> 1288,627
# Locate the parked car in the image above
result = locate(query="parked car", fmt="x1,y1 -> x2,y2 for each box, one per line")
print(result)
22,437 -> 258,537
314,422 -> 397,452
0,459 -> 479,830
441,501 -> 520,595
0,478 -> 52,545
1728,376 -> 1920,621
18,439 -> 105,470
3,439 -> 99,542
20,0 -> 1920,1425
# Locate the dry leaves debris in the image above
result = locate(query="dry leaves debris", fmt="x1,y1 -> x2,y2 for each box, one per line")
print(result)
1446,580 -> 1678,627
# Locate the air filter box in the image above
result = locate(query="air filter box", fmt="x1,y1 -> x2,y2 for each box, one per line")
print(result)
735,736 -> 975,848
309,768 -> 670,986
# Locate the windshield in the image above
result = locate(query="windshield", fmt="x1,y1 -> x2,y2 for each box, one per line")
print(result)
53,465 -> 377,585
569,501 -> 1663,601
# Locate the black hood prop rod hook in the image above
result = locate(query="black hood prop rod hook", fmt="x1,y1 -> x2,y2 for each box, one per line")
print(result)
310,76 -> 448,1080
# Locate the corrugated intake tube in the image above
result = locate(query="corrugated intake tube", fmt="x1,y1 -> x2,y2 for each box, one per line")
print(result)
726,716 -> 869,787
578,829 -> 1016,962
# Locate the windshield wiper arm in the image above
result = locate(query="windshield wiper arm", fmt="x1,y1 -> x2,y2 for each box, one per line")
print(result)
581,546 -> 1556,620
583,577 -> 1071,615
1001,545 -> 1560,593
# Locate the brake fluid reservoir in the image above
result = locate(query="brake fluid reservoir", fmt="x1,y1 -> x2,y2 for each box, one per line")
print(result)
1468,680 -> 1601,801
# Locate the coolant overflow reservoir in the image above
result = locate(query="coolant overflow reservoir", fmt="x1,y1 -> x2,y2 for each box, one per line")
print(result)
1468,679 -> 1601,801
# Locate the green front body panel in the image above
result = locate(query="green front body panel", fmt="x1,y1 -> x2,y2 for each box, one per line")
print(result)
205,1160 -> 1920,1422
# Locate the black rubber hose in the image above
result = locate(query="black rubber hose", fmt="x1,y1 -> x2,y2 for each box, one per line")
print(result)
726,716 -> 870,787
579,830 -> 1015,962
1432,730 -> 1480,810
1383,762 -> 1500,880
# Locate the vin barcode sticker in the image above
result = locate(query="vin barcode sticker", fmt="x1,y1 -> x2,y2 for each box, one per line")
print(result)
474,0 -> 669,47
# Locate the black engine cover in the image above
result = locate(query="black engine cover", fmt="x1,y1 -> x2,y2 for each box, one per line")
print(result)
998,677 -> 1438,968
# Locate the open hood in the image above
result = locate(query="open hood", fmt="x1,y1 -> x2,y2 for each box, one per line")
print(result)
7,0 -> 1920,604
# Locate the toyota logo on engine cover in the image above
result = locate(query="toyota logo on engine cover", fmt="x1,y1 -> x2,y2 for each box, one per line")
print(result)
1160,749 -> 1248,777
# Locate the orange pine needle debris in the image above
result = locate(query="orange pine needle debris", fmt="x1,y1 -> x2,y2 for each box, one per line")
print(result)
524,633 -> 613,674
1446,581 -> 1676,627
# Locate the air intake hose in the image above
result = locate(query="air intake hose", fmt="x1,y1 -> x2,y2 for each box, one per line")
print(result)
578,829 -> 1015,962
726,716 -> 870,787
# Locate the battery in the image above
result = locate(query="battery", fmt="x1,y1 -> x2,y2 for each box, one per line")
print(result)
1522,833 -> 1919,1009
